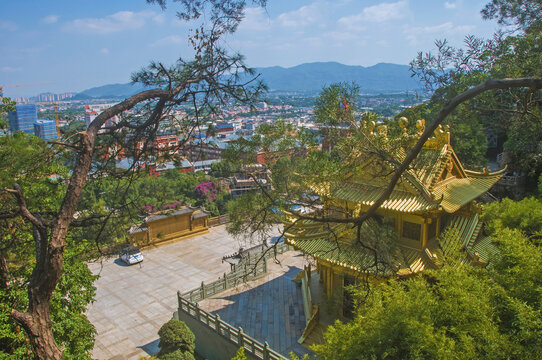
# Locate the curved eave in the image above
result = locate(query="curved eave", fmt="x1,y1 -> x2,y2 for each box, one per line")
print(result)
432,173 -> 503,213
464,165 -> 507,177
286,236 -> 397,275
331,182 -> 438,213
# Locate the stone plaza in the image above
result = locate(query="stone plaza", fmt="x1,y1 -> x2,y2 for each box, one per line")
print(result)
87,225 -> 307,359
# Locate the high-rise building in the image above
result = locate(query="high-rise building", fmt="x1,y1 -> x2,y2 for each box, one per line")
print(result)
33,119 -> 57,140
8,104 -> 37,133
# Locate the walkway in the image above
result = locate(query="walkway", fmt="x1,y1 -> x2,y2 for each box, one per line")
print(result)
87,225 -> 275,360
199,252 -> 312,358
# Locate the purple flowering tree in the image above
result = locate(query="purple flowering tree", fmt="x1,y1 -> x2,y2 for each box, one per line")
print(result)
195,181 -> 218,201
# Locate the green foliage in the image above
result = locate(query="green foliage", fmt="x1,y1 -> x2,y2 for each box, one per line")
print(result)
491,228 -> 542,305
482,197 -> 542,242
315,195 -> 542,360
231,347 -> 246,360
0,133 -> 97,359
159,349 -> 195,360
410,2 -> 542,180
394,101 -> 488,169
481,0 -> 542,30
61,119 -> 86,137
315,255 -> 541,360
157,319 -> 195,357
209,160 -> 239,178
0,97 -> 16,129
0,241 -> 97,360
314,82 -> 359,125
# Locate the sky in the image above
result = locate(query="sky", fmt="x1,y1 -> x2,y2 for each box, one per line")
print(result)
0,0 -> 500,97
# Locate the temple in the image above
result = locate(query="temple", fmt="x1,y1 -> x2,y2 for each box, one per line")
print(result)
129,206 -> 209,247
283,118 -> 503,316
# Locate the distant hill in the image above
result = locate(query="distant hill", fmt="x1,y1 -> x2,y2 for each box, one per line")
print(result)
74,83 -> 150,99
255,62 -> 421,93
74,62 -> 421,98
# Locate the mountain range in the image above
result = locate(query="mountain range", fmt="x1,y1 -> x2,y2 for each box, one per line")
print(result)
73,62 -> 421,99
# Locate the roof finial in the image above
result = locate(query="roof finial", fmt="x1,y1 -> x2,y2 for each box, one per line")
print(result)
416,119 -> 425,135
398,117 -> 408,135
377,124 -> 388,138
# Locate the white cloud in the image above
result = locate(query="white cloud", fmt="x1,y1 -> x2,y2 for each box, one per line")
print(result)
0,20 -> 17,31
276,2 -> 322,28
444,2 -> 457,9
150,35 -> 183,47
238,7 -> 271,31
2,66 -> 23,73
404,22 -> 475,44
41,15 -> 59,24
153,13 -> 166,24
339,0 -> 408,29
100,47 -> 109,55
67,10 -> 162,34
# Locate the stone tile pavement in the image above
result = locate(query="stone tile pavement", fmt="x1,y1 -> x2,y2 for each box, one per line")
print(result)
198,252 -> 313,358
87,225 -> 272,360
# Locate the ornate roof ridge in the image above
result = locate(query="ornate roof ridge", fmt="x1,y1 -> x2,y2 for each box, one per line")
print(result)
464,166 -> 507,177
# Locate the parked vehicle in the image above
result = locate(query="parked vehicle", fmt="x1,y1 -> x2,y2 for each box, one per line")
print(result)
119,246 -> 144,265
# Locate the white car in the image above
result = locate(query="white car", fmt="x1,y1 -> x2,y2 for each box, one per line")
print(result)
119,246 -> 144,265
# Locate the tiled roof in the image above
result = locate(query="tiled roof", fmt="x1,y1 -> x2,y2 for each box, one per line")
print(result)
432,173 -> 503,213
439,213 -> 482,257
145,207 -> 195,222
319,181 -> 438,213
439,213 -> 499,267
410,145 -> 452,190
285,217 -> 431,276
310,143 -> 503,214
470,236 -> 499,264
287,235 -> 432,276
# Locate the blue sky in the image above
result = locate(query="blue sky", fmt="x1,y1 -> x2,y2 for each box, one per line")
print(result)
1,0 -> 499,97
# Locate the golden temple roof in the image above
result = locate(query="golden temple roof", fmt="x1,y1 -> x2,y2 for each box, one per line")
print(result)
286,235 -> 431,276
326,181 -> 437,213
432,172 -> 504,213
311,140 -> 504,214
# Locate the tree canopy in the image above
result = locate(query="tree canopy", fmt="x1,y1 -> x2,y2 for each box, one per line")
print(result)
408,0 -> 542,183
0,1 -> 266,358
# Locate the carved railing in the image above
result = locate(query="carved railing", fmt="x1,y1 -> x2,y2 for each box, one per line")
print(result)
178,296 -> 286,359
181,260 -> 267,303
208,214 -> 230,227
181,241 -> 292,303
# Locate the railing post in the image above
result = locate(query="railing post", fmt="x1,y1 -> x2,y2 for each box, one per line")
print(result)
215,314 -> 221,334
201,281 -> 205,299
177,291 -> 182,310
224,272 -> 228,289
263,341 -> 270,360
195,302 -> 200,320
263,258 -> 267,273
238,327 -> 244,346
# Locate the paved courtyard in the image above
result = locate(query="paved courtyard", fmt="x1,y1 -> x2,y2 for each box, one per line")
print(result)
87,225 -> 259,360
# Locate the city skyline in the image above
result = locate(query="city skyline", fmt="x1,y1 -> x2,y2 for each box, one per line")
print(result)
1,0 -> 500,97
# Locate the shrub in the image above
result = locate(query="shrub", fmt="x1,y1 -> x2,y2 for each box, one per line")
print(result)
157,320 -> 195,356
159,349 -> 195,360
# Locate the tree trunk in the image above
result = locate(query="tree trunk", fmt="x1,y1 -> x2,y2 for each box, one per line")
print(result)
12,303 -> 63,360
8,89 -> 175,359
